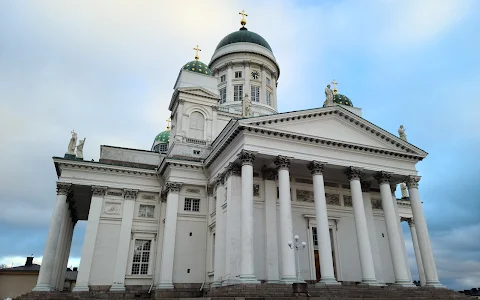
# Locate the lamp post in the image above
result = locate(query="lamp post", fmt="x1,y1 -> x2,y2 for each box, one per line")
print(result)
288,234 -> 307,282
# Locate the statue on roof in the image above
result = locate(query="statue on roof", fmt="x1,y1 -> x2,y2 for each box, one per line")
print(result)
398,125 -> 407,141
325,84 -> 334,107
243,94 -> 253,117
400,183 -> 408,198
67,130 -> 77,155
76,138 -> 86,159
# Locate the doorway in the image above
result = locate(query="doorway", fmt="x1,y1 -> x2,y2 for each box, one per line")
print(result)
312,227 -> 337,281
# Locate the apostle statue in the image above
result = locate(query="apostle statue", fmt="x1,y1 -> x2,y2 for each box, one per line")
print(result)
67,130 -> 77,154
398,125 -> 407,141
325,84 -> 334,107
400,183 -> 408,198
243,93 -> 253,117
76,138 -> 86,159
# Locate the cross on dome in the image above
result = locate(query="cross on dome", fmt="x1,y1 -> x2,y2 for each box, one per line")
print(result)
331,79 -> 338,94
166,118 -> 171,130
193,45 -> 201,60
239,9 -> 248,27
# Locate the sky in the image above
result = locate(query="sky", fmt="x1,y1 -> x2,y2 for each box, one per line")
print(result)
0,0 -> 479,291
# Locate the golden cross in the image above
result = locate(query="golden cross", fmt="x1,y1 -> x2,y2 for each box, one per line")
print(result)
331,79 -> 338,94
239,9 -> 248,27
193,45 -> 201,60
166,118 -> 171,130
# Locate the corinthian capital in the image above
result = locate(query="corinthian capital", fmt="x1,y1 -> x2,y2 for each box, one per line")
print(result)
238,150 -> 257,166
345,167 -> 363,181
274,155 -> 292,171
56,182 -> 72,196
406,176 -> 421,189
361,181 -> 372,193
224,162 -> 242,179
124,189 -> 139,200
165,182 -> 183,193
262,166 -> 277,181
92,186 -> 107,197
374,171 -> 392,185
307,161 -> 326,175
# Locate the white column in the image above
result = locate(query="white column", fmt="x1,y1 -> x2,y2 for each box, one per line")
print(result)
274,156 -> 296,284
307,161 -> 340,285
406,176 -> 443,287
33,183 -> 71,291
375,172 -> 414,286
361,181 -> 385,284
157,182 -> 182,289
223,163 -> 242,285
212,176 -> 226,287
263,167 -> 279,283
58,217 -> 74,291
237,150 -> 259,283
261,65 -> 267,104
110,189 -> 138,291
392,186 -> 412,281
73,186 -> 107,292
227,62 -> 233,102
408,219 -> 426,286
345,167 -> 378,285
244,61 -> 250,99
51,197 -> 69,290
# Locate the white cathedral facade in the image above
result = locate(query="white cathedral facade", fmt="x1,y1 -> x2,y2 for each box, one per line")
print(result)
33,17 -> 443,293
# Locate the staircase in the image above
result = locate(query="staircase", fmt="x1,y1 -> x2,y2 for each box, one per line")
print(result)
15,283 -> 468,300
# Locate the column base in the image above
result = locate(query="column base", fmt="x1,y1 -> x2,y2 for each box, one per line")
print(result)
358,279 -> 382,286
32,284 -> 52,292
210,281 -> 223,288
316,277 -> 341,286
156,282 -> 175,289
425,281 -> 446,288
278,275 -> 298,284
266,280 -> 280,284
109,283 -> 126,292
72,284 -> 90,292
222,278 -> 241,286
238,274 -> 260,284
393,280 -> 417,287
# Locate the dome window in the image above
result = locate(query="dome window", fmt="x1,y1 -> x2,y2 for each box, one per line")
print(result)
235,71 -> 242,78
220,87 -> 227,104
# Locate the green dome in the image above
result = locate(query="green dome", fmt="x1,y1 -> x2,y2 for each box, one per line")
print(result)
333,93 -> 353,106
154,130 -> 170,143
215,28 -> 272,52
182,60 -> 212,76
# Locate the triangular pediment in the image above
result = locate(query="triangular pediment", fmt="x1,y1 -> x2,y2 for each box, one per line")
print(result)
239,107 -> 426,157
178,87 -> 219,99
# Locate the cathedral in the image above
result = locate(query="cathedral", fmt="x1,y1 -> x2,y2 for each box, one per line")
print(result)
32,12 -> 443,294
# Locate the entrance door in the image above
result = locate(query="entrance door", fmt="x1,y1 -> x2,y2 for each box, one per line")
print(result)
312,227 -> 337,282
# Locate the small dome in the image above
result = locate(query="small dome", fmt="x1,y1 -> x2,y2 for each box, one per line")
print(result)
334,94 -> 353,106
182,60 -> 212,76
215,27 -> 272,52
154,130 -> 170,143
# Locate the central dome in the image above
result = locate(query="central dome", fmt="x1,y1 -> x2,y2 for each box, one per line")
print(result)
215,27 -> 272,52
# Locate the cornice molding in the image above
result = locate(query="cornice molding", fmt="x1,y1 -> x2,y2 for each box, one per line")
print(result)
54,159 -> 156,178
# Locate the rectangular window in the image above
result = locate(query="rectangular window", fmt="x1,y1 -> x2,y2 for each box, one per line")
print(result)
234,84 -> 243,101
212,233 -> 216,271
234,71 -> 242,78
220,75 -> 226,82
131,239 -> 151,275
138,205 -> 155,218
219,87 -> 226,104
185,198 -> 201,212
266,90 -> 271,105
251,86 -> 260,102
266,77 -> 271,86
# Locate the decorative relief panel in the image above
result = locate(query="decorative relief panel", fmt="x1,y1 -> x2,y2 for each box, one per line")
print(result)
295,178 -> 313,185
141,194 -> 156,200
343,195 -> 353,207
186,188 -> 201,194
107,191 -> 123,197
253,184 -> 260,197
372,199 -> 383,210
325,193 -> 340,206
296,189 -> 314,202
103,202 -> 121,215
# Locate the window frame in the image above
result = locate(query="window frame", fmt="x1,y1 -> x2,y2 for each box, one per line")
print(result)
220,74 -> 226,83
184,197 -> 201,212
234,71 -> 242,78
266,90 -> 271,105
251,85 -> 260,102
127,234 -> 155,277
219,87 -> 227,104
234,84 -> 243,102
138,204 -> 155,218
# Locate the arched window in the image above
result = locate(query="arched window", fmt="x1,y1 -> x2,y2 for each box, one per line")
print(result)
189,111 -> 205,140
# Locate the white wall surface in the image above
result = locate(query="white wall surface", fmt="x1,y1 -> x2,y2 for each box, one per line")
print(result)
89,222 -> 121,285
